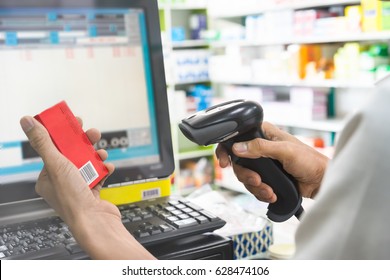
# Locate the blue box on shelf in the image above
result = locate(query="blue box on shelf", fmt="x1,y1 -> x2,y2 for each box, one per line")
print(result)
171,27 -> 186,42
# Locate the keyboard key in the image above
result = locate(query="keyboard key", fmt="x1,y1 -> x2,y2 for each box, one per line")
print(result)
171,210 -> 183,215
165,206 -> 176,211
166,216 -> 179,222
158,212 -> 171,219
159,224 -> 173,232
149,227 -> 162,235
139,222 -> 152,230
133,230 -> 150,238
173,218 -> 198,228
186,202 -> 203,211
181,207 -> 193,213
200,210 -> 218,221
131,216 -> 142,222
178,214 -> 190,219
66,243 -> 83,254
168,200 -> 179,206
189,212 -> 200,217
196,216 -> 209,224
141,213 -> 153,219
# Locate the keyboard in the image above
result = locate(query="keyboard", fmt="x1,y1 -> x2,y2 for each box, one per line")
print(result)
0,196 -> 226,260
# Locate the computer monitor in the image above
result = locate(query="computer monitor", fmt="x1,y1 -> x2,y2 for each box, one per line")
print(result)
0,0 -> 174,204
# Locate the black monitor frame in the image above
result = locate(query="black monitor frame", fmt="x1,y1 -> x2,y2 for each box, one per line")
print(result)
0,0 -> 174,203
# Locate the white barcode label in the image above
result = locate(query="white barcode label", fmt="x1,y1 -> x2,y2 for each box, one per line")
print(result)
79,161 -> 99,185
142,188 -> 161,200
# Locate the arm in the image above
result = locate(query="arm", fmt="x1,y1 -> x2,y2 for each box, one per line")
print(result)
20,116 -> 155,260
216,122 -> 329,203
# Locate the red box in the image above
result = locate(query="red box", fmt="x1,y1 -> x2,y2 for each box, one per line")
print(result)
35,101 -> 108,188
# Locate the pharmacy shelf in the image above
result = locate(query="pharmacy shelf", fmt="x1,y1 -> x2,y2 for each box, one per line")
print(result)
177,148 -> 215,161
169,79 -> 210,86
158,3 -> 208,11
208,0 -> 360,18
268,118 -> 347,132
263,0 -> 360,12
211,78 -> 375,89
172,39 -> 210,48
211,31 -> 390,47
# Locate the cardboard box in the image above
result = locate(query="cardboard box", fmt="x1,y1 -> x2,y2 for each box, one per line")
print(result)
362,0 -> 390,31
35,101 -> 108,188
230,222 -> 273,259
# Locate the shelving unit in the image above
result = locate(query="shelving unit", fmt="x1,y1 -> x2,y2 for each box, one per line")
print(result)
159,0 -> 390,194
267,118 -> 347,133
208,0 -> 360,18
210,30 -> 390,47
203,0 -> 390,192
208,0 -> 390,133
158,1 -> 214,194
211,78 -> 375,89
171,40 -> 210,48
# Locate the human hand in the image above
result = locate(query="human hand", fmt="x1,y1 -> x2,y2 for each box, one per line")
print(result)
19,116 -> 118,229
216,122 -> 329,203
20,116 -> 156,259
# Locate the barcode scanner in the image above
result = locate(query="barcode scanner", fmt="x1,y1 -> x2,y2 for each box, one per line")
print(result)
179,99 -> 304,222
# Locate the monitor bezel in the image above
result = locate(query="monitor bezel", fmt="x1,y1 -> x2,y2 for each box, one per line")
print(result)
0,0 -> 174,204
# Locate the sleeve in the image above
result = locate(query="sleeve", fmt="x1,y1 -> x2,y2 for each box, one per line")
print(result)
293,87 -> 390,259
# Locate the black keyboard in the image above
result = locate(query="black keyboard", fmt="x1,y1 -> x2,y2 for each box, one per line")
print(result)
0,196 -> 226,260
120,196 -> 226,245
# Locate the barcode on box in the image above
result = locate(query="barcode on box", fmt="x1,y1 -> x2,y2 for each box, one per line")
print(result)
79,161 -> 99,185
142,188 -> 161,200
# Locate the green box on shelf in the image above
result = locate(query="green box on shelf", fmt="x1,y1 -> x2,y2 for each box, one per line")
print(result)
382,3 -> 390,30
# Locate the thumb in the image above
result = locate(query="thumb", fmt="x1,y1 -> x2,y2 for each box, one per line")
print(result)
20,116 -> 62,163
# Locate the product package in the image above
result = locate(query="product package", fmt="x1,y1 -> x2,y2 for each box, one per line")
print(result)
35,101 -> 108,188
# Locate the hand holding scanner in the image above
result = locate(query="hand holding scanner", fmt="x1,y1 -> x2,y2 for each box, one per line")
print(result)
179,99 -> 304,222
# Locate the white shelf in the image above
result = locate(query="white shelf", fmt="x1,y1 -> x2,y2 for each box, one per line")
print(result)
211,31 -> 390,47
211,78 -> 375,89
172,40 -> 210,48
177,149 -> 214,160
264,0 -> 360,12
169,79 -> 210,86
159,3 -> 208,11
209,0 -> 360,18
268,118 -> 347,132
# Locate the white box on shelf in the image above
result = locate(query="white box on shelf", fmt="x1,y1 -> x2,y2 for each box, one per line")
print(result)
209,55 -> 252,81
289,87 -> 328,106
167,90 -> 187,122
263,101 -> 327,123
223,85 -> 276,104
172,49 -> 210,83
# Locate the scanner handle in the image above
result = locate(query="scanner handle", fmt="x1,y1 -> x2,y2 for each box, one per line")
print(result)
221,128 -> 303,222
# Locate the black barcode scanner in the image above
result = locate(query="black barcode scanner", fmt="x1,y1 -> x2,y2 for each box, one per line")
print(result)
179,99 -> 304,222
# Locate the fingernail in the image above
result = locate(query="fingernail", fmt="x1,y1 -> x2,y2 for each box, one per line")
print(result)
234,142 -> 248,153
20,116 -> 35,133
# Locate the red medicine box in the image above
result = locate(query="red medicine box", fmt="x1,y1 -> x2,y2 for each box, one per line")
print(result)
34,101 -> 108,188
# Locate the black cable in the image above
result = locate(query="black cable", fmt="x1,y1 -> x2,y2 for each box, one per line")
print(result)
294,205 -> 305,220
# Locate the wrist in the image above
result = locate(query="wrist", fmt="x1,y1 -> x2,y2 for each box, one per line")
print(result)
67,209 -> 156,260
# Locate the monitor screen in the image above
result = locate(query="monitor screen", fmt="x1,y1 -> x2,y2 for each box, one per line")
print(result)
0,0 -> 174,203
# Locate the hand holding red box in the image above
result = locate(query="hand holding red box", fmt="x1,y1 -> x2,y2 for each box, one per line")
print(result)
34,101 -> 108,188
